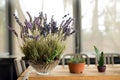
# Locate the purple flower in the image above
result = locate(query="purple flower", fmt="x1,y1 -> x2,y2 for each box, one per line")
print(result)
39,12 -> 43,20
60,20 -> 65,28
10,12 -> 75,41
26,11 -> 32,22
23,26 -> 28,34
34,17 -> 39,25
28,35 -> 34,39
62,17 -> 71,27
13,14 -> 24,28
51,21 -> 58,33
62,13 -> 69,19
40,27 -> 47,37
25,20 -> 33,30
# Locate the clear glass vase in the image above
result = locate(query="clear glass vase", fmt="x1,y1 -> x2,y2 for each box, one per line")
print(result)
28,60 -> 60,75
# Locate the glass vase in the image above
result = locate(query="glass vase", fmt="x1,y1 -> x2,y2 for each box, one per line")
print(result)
28,60 -> 60,75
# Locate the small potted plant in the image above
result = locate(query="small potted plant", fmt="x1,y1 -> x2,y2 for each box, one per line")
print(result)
94,46 -> 106,72
68,54 -> 85,73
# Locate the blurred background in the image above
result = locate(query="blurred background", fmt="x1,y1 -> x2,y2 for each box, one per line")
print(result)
1,0 -> 120,56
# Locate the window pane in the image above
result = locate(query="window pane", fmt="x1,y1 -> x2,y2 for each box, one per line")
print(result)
13,0 -> 75,56
0,0 -> 8,53
81,0 -> 120,52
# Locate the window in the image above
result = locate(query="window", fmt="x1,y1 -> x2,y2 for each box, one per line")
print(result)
81,0 -> 120,53
12,0 -> 120,56
0,0 -> 8,53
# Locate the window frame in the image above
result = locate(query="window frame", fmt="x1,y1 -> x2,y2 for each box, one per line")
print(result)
6,0 -> 14,55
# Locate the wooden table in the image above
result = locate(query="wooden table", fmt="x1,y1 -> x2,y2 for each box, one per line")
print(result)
17,65 -> 120,80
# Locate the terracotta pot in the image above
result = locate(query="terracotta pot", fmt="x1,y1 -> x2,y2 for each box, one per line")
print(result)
97,65 -> 106,72
68,62 -> 85,73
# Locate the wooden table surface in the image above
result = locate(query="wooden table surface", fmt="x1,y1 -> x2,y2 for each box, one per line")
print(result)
17,65 -> 120,80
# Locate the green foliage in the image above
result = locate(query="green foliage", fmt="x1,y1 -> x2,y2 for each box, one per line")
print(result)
98,52 -> 105,66
68,54 -> 85,63
21,35 -> 65,63
94,46 -> 105,66
94,46 -> 99,61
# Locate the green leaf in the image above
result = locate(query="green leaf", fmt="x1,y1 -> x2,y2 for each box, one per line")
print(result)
98,52 -> 104,66
94,46 -> 99,61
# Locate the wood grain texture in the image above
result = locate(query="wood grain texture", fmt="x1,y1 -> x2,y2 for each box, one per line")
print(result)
18,65 -> 120,80
29,76 -> 120,80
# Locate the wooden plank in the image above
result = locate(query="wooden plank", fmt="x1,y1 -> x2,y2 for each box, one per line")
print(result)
18,65 -> 120,80
29,76 -> 120,80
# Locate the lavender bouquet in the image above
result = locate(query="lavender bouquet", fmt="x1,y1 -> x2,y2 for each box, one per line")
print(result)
10,12 -> 75,64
